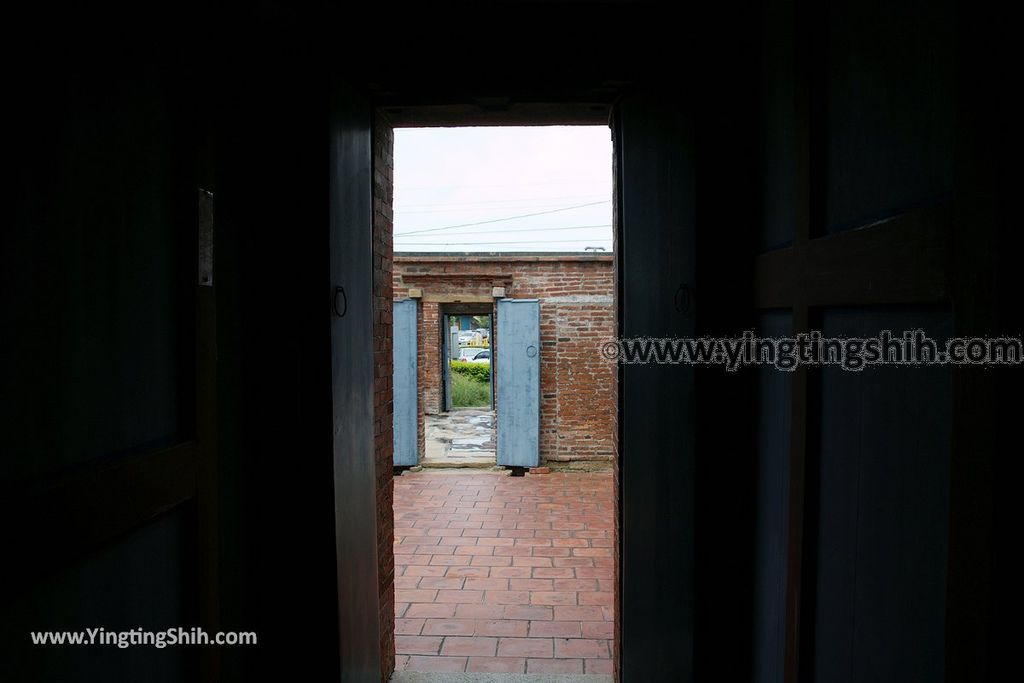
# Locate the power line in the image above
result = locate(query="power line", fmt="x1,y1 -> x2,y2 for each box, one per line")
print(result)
396,179 -> 605,191
395,194 -> 608,211
397,203 -> 603,215
394,200 -> 610,237
396,224 -> 611,238
394,238 -> 613,246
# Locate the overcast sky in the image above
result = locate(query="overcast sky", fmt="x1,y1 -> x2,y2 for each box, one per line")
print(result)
393,126 -> 613,253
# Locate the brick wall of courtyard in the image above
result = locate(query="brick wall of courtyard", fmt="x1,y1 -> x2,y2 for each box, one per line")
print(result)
394,254 -> 616,464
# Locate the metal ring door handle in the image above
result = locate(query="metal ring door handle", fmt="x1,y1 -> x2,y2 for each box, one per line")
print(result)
674,283 -> 691,313
333,286 -> 348,318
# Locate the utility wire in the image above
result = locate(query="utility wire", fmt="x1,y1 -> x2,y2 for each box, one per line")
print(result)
398,179 -> 604,191
394,238 -> 613,246
395,194 -> 607,210
394,200 -> 610,237
396,224 -> 611,238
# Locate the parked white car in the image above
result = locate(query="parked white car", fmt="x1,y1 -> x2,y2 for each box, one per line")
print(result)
456,348 -> 490,363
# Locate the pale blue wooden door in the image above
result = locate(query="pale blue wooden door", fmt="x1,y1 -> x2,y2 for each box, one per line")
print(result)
393,299 -> 418,465
496,299 -> 540,467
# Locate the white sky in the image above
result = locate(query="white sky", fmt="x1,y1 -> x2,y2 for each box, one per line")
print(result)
393,126 -> 613,252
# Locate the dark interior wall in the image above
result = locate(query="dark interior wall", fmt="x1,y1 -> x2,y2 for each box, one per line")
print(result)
2,61 -> 193,482
212,27 -> 349,680
749,0 -> 962,677
3,9 -> 362,680
614,28 -> 763,673
821,0 -> 956,234
758,0 -> 797,252
801,2 -> 958,679
615,89 -> 698,681
691,14 -> 762,680
951,6 -> 1022,680
2,53 -> 198,681
167,13 -> 382,678
751,311 -> 793,683
811,306 -> 952,683
3,2 -> 1020,682
1,509 -> 192,682
748,1 -> 1022,682
750,41 -> 797,683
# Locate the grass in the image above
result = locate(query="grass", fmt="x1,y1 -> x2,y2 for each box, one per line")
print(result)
451,371 -> 490,408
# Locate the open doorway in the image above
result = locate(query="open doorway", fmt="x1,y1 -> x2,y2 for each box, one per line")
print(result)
388,125 -> 617,675
444,310 -> 492,411
425,307 -> 495,467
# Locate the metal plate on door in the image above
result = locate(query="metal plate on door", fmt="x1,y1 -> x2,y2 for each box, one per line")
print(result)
198,189 -> 214,287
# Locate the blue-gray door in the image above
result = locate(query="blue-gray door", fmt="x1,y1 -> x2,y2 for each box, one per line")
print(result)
496,299 -> 540,467
392,299 -> 418,466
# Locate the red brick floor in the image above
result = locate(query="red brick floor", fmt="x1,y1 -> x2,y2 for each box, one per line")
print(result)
392,470 -> 614,674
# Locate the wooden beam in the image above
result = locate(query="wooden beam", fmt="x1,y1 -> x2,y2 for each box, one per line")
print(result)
382,102 -> 612,128
755,205 -> 951,309
2,441 -> 197,593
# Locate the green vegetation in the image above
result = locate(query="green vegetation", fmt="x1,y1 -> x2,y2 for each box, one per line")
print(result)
451,370 -> 491,407
450,360 -> 490,383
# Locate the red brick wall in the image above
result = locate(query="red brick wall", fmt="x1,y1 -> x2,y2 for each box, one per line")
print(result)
417,301 -> 440,460
611,128 -> 622,681
394,255 -> 616,464
372,112 -> 395,682
419,302 -> 442,415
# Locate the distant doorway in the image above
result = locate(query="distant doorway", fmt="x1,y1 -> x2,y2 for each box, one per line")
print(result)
443,308 -> 493,411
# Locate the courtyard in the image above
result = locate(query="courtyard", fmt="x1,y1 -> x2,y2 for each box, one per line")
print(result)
392,470 -> 614,674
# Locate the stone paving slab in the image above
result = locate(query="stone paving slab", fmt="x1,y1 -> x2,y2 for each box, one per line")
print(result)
423,410 -> 497,467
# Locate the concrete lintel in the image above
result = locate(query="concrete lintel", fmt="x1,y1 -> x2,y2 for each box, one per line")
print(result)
543,295 -> 614,305
422,293 -> 495,303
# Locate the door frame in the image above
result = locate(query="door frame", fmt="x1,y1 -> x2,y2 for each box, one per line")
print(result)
360,107 -> 638,682
439,303 -> 495,413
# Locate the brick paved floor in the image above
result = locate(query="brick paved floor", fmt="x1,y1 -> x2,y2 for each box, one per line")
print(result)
393,470 -> 614,674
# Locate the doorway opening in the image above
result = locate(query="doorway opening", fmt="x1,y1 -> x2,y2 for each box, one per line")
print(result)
425,306 -> 495,468
387,124 -> 617,675
445,310 -> 492,411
